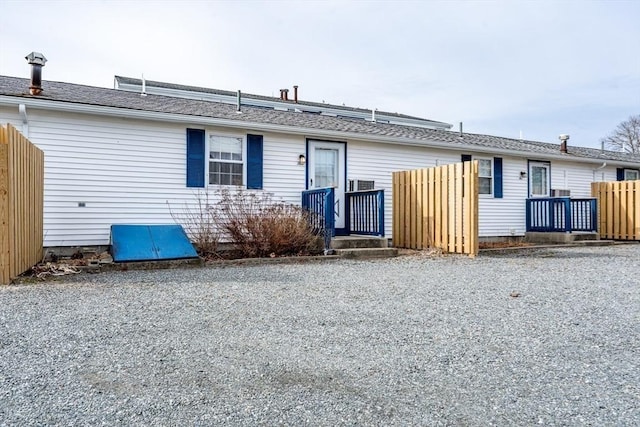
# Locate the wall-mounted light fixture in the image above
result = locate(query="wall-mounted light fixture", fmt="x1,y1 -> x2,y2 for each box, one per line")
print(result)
520,171 -> 527,179
298,154 -> 306,165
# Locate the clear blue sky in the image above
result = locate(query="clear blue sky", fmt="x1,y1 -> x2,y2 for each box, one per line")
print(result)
1,0 -> 638,149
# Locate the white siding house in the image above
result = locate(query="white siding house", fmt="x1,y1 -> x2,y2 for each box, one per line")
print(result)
1,73 -> 639,248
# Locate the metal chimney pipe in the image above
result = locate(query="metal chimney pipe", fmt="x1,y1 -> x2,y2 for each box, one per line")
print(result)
293,85 -> 298,103
25,52 -> 47,95
459,122 -> 463,137
559,134 -> 570,153
236,90 -> 242,113
283,89 -> 289,101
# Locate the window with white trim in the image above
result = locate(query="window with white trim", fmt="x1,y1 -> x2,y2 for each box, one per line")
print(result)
209,135 -> 243,185
477,158 -> 493,195
624,169 -> 639,181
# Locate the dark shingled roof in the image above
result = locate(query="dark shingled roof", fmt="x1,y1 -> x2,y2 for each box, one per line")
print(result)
1,75 -> 639,165
114,75 -> 450,125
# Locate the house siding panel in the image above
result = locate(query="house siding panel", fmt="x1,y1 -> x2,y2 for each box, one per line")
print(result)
347,144 -> 533,238
1,105 -> 634,246
1,109 -> 310,246
477,156 -> 528,236
26,111 -> 191,246
550,161 -> 618,197
262,132 -> 306,205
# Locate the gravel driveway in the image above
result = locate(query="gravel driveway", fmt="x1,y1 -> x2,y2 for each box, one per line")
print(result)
1,244 -> 639,426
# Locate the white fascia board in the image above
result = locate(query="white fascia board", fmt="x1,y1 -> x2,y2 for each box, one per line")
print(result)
2,95 -> 639,168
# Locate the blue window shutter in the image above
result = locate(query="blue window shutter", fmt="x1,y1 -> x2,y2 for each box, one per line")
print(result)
493,157 -> 503,198
186,128 -> 205,188
616,168 -> 624,181
246,134 -> 263,189
461,154 -> 472,163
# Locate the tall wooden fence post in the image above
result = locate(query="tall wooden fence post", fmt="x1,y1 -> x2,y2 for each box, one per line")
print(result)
0,126 -> 9,284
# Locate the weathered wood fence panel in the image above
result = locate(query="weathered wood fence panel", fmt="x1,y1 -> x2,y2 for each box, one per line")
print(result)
393,161 -> 478,256
591,181 -> 640,241
1,124 -> 44,285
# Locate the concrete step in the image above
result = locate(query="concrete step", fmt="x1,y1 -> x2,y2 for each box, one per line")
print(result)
331,236 -> 389,249
334,247 -> 398,259
525,232 -> 599,244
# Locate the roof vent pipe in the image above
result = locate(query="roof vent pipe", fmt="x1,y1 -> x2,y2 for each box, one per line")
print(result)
283,89 -> 289,101
459,122 -> 463,137
293,85 -> 298,103
25,52 -> 47,95
559,134 -> 569,153
236,90 -> 242,113
141,73 -> 147,97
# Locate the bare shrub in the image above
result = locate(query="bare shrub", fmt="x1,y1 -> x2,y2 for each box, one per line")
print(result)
212,189 -> 322,258
168,191 -> 220,257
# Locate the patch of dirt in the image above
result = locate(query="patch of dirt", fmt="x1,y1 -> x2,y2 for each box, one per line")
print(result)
479,241 -> 534,249
397,247 -> 445,257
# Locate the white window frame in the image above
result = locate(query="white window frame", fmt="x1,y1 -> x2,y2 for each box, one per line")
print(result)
208,133 -> 245,187
476,157 -> 493,197
624,169 -> 639,181
528,161 -> 551,198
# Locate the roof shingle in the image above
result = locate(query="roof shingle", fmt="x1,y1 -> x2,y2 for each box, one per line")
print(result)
1,75 -> 639,165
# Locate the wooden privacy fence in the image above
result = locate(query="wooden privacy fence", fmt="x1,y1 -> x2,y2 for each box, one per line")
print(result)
393,161 -> 479,256
591,180 -> 640,241
1,124 -> 44,285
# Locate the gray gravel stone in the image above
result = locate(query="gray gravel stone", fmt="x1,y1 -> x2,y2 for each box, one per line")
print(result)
1,244 -> 639,426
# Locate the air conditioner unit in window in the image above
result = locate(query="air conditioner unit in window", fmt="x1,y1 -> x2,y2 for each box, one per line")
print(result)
348,179 -> 375,192
551,189 -> 571,197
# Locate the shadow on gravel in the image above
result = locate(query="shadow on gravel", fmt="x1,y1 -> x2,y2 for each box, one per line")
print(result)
482,248 -> 621,259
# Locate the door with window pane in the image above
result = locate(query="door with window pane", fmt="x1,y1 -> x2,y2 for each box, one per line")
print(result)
307,140 -> 346,230
529,161 -> 550,197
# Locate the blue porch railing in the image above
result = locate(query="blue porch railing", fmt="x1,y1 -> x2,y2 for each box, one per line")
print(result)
346,190 -> 385,236
526,197 -> 597,233
301,188 -> 335,252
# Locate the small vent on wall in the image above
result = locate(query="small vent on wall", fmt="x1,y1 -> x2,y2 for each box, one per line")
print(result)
348,179 -> 375,192
551,189 -> 571,197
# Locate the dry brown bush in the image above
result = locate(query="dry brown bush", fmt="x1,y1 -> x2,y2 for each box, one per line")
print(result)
212,189 -> 322,258
168,191 -> 220,257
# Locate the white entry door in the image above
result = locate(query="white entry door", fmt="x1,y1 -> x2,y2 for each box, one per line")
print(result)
307,140 -> 346,230
529,161 -> 551,197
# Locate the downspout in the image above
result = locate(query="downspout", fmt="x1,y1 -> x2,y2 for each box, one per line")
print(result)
593,162 -> 607,182
19,103 -> 29,137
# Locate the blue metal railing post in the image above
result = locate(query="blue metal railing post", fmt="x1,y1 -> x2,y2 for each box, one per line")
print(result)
302,187 -> 335,253
563,197 -> 572,232
324,188 -> 335,252
345,192 -> 351,235
525,199 -> 531,232
548,199 -> 555,231
377,190 -> 385,237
